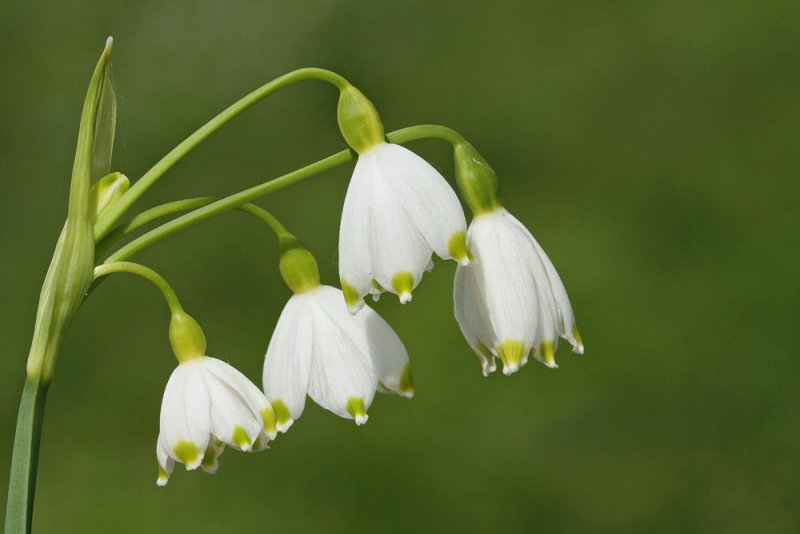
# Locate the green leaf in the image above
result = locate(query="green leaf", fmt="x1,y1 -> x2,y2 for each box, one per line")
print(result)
90,58 -> 117,182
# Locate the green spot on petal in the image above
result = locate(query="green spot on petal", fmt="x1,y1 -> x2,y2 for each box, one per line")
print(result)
475,340 -> 493,359
540,341 -> 556,367
497,340 -> 525,372
232,426 -> 251,449
371,279 -> 384,291
341,279 -> 362,309
391,272 -> 414,302
272,399 -> 292,427
173,441 -> 200,466
573,324 -> 585,352
261,406 -> 276,435
448,231 -> 472,262
157,465 -> 170,485
201,445 -> 220,472
347,397 -> 368,424
399,363 -> 414,397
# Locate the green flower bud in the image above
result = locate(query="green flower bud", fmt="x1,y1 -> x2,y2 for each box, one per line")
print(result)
279,235 -> 320,294
454,142 -> 501,216
169,310 -> 206,362
89,172 -> 129,222
337,84 -> 385,154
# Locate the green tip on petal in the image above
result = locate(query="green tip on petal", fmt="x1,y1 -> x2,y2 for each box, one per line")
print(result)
399,363 -> 414,398
540,341 -> 557,369
232,426 -> 252,451
201,445 -> 221,473
341,279 -> 363,312
474,340 -> 496,376
271,399 -> 293,432
572,324 -> 585,354
391,272 -> 414,304
156,465 -> 170,487
448,231 -> 472,264
371,279 -> 384,291
261,406 -> 277,438
347,397 -> 369,425
173,441 -> 200,468
497,340 -> 526,375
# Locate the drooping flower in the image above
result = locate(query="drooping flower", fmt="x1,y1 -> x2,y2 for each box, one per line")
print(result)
156,355 -> 276,486
338,142 -> 470,312
454,208 -> 583,376
263,284 -> 413,432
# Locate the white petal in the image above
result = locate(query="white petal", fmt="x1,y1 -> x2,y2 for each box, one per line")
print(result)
306,288 -> 378,422
204,357 -> 274,439
454,260 -> 499,376
202,365 -> 263,452
376,143 -> 468,261
363,154 -> 431,299
501,210 -> 581,354
156,436 -> 174,486
159,360 -> 211,469
263,294 -> 314,431
470,212 -> 537,350
355,301 -> 413,397
339,158 -> 374,311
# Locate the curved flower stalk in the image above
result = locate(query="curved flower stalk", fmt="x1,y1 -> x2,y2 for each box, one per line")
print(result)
336,86 -> 470,312
264,236 -> 412,432
157,353 -> 275,486
453,143 -> 584,375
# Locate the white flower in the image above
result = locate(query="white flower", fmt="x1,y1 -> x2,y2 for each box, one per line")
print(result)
454,208 -> 583,376
156,356 -> 276,486
263,284 -> 412,431
338,142 -> 470,312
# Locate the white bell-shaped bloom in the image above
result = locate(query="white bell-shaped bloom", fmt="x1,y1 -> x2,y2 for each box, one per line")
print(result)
454,208 -> 583,376
339,142 -> 470,312
263,284 -> 413,432
156,356 -> 276,486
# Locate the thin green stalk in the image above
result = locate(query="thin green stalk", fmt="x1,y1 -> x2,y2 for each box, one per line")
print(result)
93,68 -> 348,240
101,125 -> 465,263
93,262 -> 184,313
97,197 -> 290,258
103,149 -> 354,263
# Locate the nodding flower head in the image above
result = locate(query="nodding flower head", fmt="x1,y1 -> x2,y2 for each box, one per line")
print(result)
338,142 -> 469,313
454,208 -> 583,376
263,284 -> 413,433
156,356 -> 275,486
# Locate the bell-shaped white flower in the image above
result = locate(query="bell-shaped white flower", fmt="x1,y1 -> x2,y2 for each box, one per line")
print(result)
263,284 -> 413,432
454,208 -> 583,376
156,356 -> 276,486
339,142 -> 470,313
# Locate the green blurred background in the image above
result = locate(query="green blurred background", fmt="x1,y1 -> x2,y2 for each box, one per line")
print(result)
1,1 -> 798,532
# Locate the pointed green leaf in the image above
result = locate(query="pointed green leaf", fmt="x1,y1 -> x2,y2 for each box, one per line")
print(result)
91,58 -> 116,182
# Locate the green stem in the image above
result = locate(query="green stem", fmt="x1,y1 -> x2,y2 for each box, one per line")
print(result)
97,197 -> 290,257
93,68 -> 349,241
103,150 -> 353,263
93,262 -> 184,313
4,378 -> 48,534
101,125 -> 465,263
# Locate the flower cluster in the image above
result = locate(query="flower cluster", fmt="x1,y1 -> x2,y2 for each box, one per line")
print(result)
154,82 -> 583,485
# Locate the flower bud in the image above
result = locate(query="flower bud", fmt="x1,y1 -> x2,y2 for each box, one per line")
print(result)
169,310 -> 206,362
337,84 -> 385,154
454,142 -> 501,215
279,235 -> 320,294
89,172 -> 129,221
